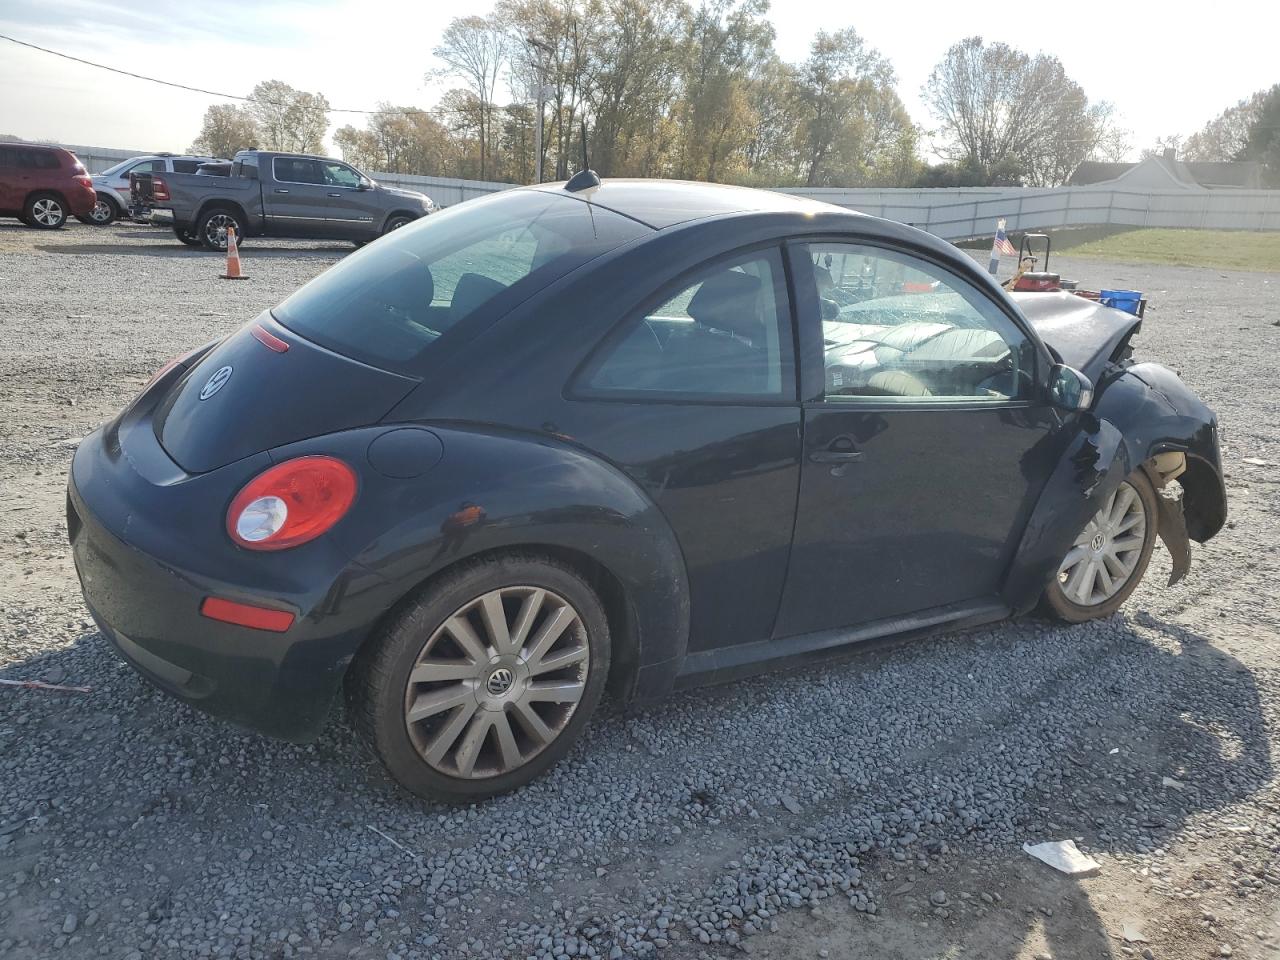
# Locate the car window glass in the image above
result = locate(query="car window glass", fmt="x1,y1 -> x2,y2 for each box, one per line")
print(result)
584,251 -> 793,398
811,243 -> 1033,401
321,162 -> 362,188
30,151 -> 60,170
0,146 -> 16,167
172,159 -> 201,173
273,157 -> 322,185
272,190 -> 648,374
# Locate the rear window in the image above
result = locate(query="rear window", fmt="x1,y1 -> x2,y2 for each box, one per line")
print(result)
272,190 -> 648,374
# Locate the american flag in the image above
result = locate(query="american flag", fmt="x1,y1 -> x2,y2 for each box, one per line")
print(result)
994,220 -> 1017,256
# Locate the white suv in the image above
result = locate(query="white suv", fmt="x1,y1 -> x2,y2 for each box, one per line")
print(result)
83,154 -> 223,225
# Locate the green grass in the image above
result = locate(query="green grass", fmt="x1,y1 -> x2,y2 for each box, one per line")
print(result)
1050,228 -> 1280,272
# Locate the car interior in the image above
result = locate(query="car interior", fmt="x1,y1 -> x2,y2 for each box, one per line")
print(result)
815,249 -> 1028,400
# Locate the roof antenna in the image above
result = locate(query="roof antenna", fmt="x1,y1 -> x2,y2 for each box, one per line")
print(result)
564,120 -> 600,192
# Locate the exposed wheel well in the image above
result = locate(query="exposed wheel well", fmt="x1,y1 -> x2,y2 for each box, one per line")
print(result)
26,189 -> 68,208
196,200 -> 249,231
383,210 -> 418,230
347,543 -> 639,702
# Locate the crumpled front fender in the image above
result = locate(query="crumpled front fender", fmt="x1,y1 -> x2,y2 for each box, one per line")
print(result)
1004,363 -> 1226,614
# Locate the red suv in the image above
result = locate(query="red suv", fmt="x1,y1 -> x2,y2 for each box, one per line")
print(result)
0,144 -> 96,229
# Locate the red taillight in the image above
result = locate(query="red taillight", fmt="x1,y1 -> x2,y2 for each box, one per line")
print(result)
200,596 -> 295,632
227,456 -> 357,551
151,176 -> 170,202
74,174 -> 92,187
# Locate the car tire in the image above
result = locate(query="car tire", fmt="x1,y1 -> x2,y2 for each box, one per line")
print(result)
348,554 -> 611,802
76,194 -> 119,225
173,226 -> 203,247
1042,469 -> 1159,623
383,214 -> 414,235
24,193 -> 67,229
196,206 -> 243,251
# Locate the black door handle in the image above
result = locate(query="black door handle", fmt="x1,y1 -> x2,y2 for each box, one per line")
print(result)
810,435 -> 864,464
810,449 -> 863,463
273,188 -> 289,194
327,192 -> 342,197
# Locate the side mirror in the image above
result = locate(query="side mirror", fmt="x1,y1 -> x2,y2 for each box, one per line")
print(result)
357,178 -> 372,191
1048,363 -> 1094,411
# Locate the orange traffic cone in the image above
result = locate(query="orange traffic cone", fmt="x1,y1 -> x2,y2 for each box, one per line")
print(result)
221,226 -> 248,280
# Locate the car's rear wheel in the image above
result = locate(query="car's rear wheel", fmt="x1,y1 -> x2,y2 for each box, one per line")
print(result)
1043,470 -> 1158,622
196,207 -> 243,251
349,555 -> 610,802
25,193 -> 67,229
77,195 -> 118,225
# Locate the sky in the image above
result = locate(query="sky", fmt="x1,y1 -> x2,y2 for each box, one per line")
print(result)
1,0 -> 1278,166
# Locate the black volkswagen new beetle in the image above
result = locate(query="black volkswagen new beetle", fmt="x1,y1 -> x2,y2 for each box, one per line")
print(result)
69,177 -> 1226,801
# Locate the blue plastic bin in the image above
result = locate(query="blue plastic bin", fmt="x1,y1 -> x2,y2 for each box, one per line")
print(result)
1100,289 -> 1143,315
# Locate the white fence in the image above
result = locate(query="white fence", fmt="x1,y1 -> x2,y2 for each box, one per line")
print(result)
52,143 -> 1280,237
781,185 -> 1280,240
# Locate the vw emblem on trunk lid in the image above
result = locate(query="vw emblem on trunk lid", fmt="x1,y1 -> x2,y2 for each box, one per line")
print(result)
199,365 -> 233,400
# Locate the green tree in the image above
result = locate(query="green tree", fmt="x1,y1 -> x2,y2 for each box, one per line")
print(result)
189,104 -> 260,157
1184,87 -> 1274,162
1241,85 -> 1280,186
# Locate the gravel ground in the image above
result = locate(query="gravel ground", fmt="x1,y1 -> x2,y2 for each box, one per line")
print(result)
1,220 -> 1278,960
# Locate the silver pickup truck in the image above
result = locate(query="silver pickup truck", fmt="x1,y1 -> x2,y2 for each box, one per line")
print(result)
139,150 -> 434,249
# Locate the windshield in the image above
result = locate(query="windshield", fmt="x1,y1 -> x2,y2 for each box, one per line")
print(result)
273,190 -> 647,374
96,158 -> 133,177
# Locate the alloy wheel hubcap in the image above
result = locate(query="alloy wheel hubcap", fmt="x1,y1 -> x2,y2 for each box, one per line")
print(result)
1057,480 -> 1147,606
91,199 -> 112,222
206,214 -> 236,246
403,586 -> 589,779
33,199 -> 62,225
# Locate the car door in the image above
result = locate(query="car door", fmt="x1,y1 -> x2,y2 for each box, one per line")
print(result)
317,160 -> 380,239
264,157 -> 331,237
566,246 -> 803,655
773,239 -> 1059,639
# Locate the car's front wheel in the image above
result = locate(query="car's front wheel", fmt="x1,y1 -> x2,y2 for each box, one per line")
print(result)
76,194 -> 118,225
1043,470 -> 1158,622
383,214 -> 414,235
349,554 -> 610,802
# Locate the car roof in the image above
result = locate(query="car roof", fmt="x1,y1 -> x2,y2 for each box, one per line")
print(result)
530,178 -> 857,230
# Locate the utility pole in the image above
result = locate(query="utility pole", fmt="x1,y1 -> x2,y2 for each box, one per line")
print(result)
526,36 -> 552,184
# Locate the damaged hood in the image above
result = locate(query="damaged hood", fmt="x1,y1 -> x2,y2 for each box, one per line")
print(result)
1011,292 -> 1142,383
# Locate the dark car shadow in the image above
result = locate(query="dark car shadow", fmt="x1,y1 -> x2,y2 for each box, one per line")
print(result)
0,610 -> 1270,958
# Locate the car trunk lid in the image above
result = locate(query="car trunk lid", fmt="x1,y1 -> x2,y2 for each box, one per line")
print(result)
154,314 -> 418,474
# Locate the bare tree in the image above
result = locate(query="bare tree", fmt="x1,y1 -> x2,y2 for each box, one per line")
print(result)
923,37 -> 1102,186
245,81 -> 330,153
433,16 -> 509,179
190,104 -> 260,157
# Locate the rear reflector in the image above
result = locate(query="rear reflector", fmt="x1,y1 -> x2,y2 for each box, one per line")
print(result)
250,324 -> 289,353
200,596 -> 295,632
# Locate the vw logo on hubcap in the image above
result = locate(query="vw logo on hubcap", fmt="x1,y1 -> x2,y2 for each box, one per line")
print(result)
1090,532 -> 1105,551
199,365 -> 233,400
485,668 -> 515,697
